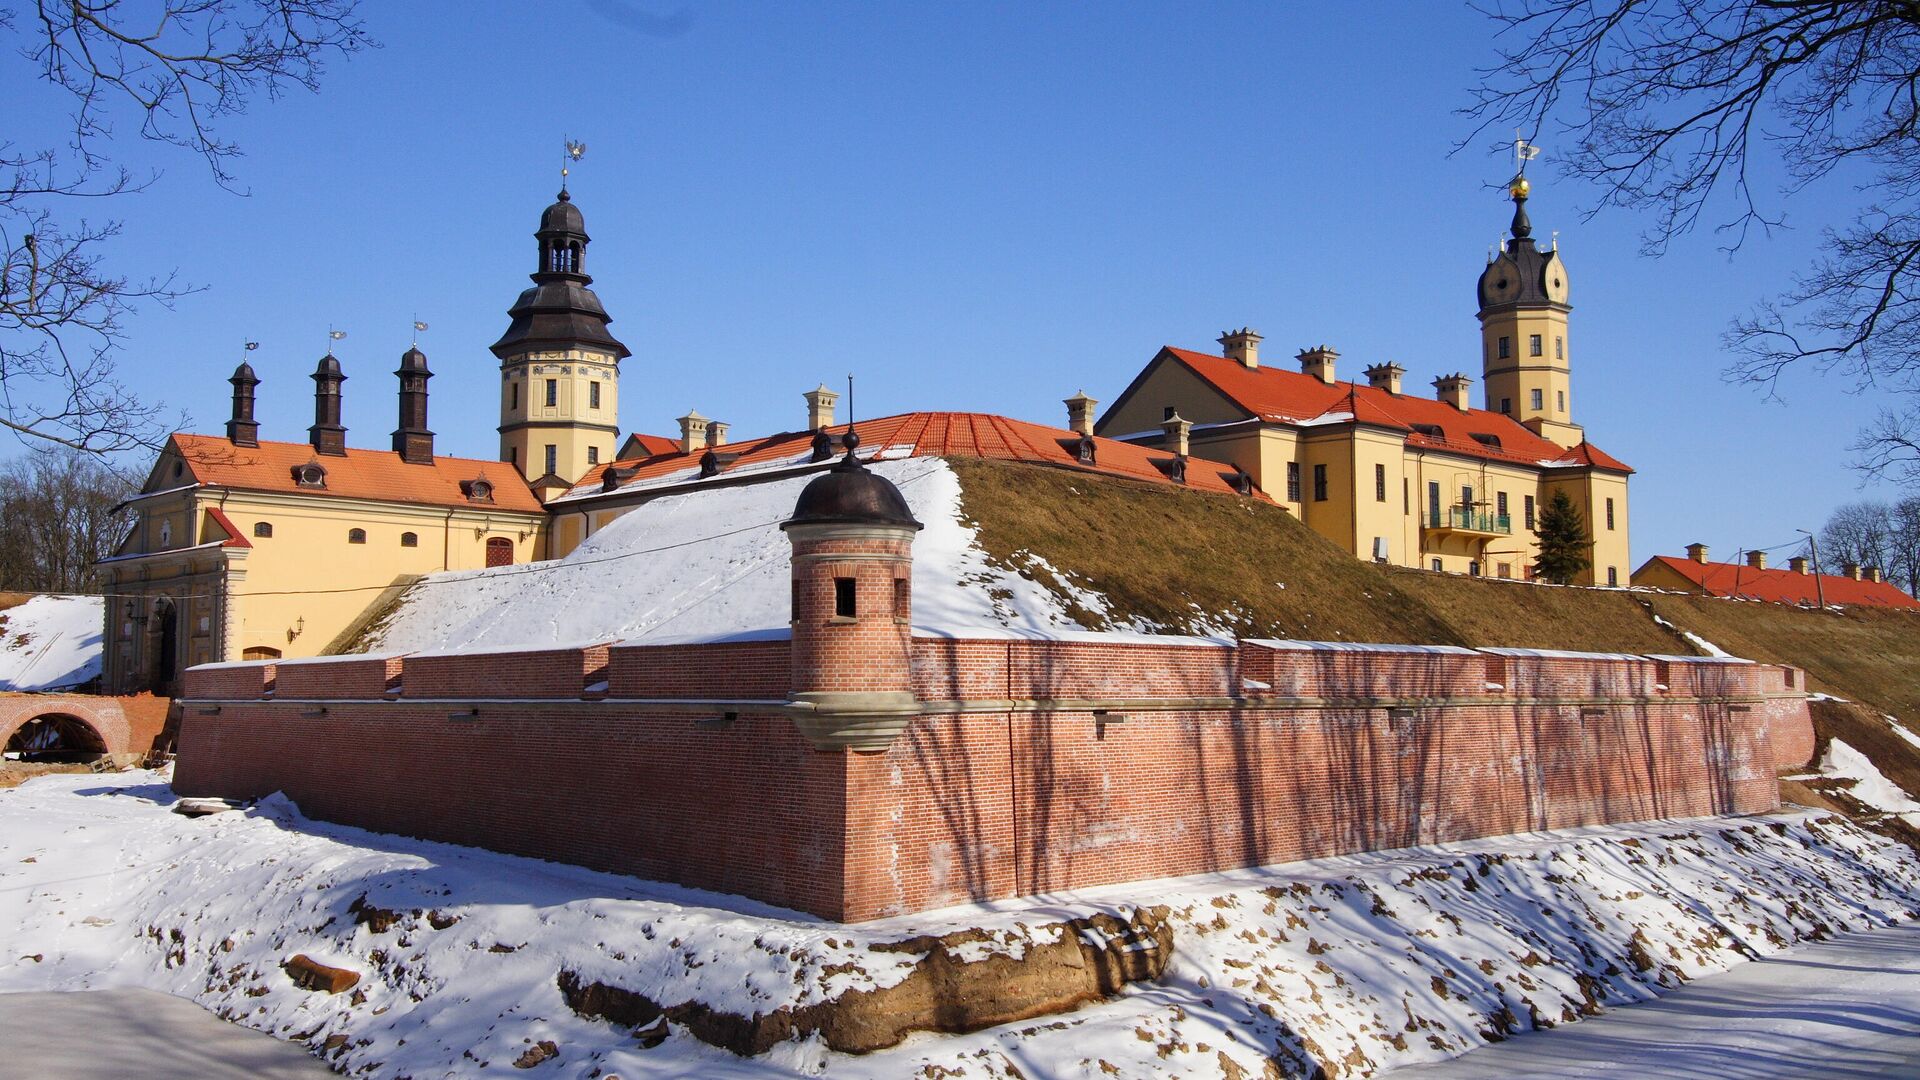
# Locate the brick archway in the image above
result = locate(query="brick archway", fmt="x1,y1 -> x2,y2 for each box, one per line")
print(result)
0,694 -> 172,761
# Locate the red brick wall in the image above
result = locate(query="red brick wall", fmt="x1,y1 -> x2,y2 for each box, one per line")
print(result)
174,637 -> 1811,922
273,656 -> 402,699
789,530 -> 914,697
182,662 -> 275,699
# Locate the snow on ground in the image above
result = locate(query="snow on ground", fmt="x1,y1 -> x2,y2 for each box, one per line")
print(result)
0,594 -> 102,691
4,771 -> 1918,1079
1804,739 -> 1920,825
365,459 -> 1114,654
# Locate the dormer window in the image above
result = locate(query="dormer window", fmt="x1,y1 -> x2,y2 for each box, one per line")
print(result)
461,478 -> 495,504
1410,423 -> 1444,438
293,462 -> 327,488
1470,433 -> 1502,448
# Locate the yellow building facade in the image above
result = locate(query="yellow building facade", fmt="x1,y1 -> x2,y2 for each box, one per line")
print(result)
1096,181 -> 1632,585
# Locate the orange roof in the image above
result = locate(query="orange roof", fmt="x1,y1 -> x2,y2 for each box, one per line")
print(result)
170,434 -> 543,513
567,411 -> 1266,501
1156,347 -> 1633,473
1638,555 -> 1920,609
621,432 -> 681,458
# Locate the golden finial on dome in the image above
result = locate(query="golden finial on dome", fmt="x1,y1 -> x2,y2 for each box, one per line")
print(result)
1509,174 -> 1531,200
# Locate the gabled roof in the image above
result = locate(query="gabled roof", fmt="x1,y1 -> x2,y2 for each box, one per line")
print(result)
618,432 -> 681,459
168,434 -> 544,513
1636,555 -> 1920,609
1151,347 -> 1633,473
566,411 -> 1266,502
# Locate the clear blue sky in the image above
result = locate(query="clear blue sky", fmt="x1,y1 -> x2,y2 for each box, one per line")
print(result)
8,2 -> 1897,565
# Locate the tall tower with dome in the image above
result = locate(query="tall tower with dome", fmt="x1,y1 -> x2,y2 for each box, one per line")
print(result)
1476,174 -> 1583,448
492,186 -> 630,493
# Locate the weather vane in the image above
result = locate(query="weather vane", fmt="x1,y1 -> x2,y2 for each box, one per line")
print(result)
243,340 -> 259,358
562,138 -> 586,192
327,327 -> 346,354
412,315 -> 428,347
1513,131 -> 1541,177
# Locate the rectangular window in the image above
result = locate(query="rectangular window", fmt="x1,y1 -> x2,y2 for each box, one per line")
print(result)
1555,336 -> 1564,360
1607,566 -> 1619,586
833,577 -> 856,618
1497,562 -> 1512,579
587,446 -> 599,465
1606,497 -> 1616,530
1557,390 -> 1566,413
893,577 -> 909,617
589,381 -> 601,410
1313,464 -> 1328,502
1524,494 -> 1536,530
510,384 -> 519,410
1460,485 -> 1473,512
1374,463 -> 1386,502
1286,461 -> 1301,502
544,444 -> 557,476
1496,491 -> 1508,519
1530,388 -> 1544,411
1529,334 -> 1543,356
1431,557 -> 1443,572
1500,397 -> 1511,415
1498,336 -> 1511,360
1427,481 -> 1441,526
545,379 -> 558,407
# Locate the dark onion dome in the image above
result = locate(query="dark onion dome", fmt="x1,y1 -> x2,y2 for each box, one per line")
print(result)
229,360 -> 258,385
490,190 -> 630,361
314,353 -> 344,378
782,450 -> 922,532
398,346 -> 431,373
1476,176 -> 1568,313
539,189 -> 587,237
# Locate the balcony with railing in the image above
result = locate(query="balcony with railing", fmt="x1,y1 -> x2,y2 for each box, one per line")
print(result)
1425,507 -> 1512,536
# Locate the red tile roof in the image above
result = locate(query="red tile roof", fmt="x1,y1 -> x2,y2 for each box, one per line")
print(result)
1159,348 -> 1633,473
171,434 -> 544,513
201,505 -> 251,548
1639,555 -> 1920,609
568,412 -> 1266,501
621,432 -> 681,458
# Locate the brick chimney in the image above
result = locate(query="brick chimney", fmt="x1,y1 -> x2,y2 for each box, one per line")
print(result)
1161,411 -> 1191,458
1219,328 -> 1262,369
1064,390 -> 1098,437
706,420 -> 729,448
1789,555 -> 1809,574
1746,550 -> 1768,570
1686,542 -> 1710,564
677,409 -> 709,454
391,347 -> 435,465
309,353 -> 348,457
1433,373 -> 1472,411
1297,345 -> 1337,385
1844,562 -> 1863,580
803,384 -> 838,432
1363,362 -> 1404,395
226,361 -> 260,448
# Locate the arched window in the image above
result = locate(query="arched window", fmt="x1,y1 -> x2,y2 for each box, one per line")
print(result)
348,528 -> 367,544
253,522 -> 273,538
485,537 -> 513,567
242,646 -> 282,661
400,531 -> 418,548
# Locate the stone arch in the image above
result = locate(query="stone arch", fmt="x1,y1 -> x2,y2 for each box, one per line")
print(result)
3,712 -> 108,762
0,695 -> 141,759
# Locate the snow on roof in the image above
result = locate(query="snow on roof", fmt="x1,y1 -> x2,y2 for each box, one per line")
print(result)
362,459 -> 1141,654
1478,646 -> 1648,662
0,594 -> 103,691
1245,639 -> 1479,655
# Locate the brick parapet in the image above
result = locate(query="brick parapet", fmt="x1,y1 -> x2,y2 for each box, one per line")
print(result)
400,644 -> 611,699
182,661 -> 276,700
273,655 -> 404,700
607,640 -> 789,699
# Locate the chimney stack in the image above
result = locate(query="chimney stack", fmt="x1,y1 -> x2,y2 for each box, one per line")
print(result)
1433,372 -> 1472,411
677,409 -> 709,454
1219,328 -> 1262,369
1064,390 -> 1098,437
1867,566 -> 1885,583
227,361 -> 260,448
1844,562 -> 1863,580
1161,410 -> 1191,458
1686,542 -> 1710,564
1746,550 -> 1768,570
391,347 -> 435,465
706,420 -> 729,448
803,383 -> 838,432
1363,362 -> 1405,395
1297,345 -> 1338,385
1789,555 -> 1809,574
309,353 -> 348,457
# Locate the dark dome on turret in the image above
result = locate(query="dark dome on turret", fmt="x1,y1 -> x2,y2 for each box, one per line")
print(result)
314,353 -> 343,378
229,360 -> 258,384
783,450 -> 922,531
1476,178 -> 1569,313
539,190 -> 586,237
398,346 -> 430,373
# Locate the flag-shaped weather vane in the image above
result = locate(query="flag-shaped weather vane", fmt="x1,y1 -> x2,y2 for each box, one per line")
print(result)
327,327 -> 347,354
412,316 -> 428,347
562,138 -> 586,192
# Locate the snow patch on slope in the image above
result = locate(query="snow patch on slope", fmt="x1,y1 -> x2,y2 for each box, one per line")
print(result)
4,772 -> 1918,1079
0,594 -> 102,691
364,459 -> 1130,654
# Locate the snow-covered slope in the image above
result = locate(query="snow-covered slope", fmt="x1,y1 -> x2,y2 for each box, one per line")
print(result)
0,594 -> 103,691
4,771 -> 1916,1079
363,459 -> 1155,654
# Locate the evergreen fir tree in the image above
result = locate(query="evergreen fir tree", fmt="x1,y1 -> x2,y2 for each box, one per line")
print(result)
1532,489 -> 1591,584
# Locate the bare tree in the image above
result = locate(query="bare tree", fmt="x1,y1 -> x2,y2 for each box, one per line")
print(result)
1465,1 -> 1920,480
1889,496 -> 1920,594
2,1 -> 369,454
0,449 -> 134,592
1820,500 -> 1894,574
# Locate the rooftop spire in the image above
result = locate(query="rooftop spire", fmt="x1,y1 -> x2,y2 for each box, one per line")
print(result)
1508,173 -> 1533,243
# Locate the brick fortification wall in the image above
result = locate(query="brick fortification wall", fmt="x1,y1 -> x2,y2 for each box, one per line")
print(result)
175,639 -> 1811,922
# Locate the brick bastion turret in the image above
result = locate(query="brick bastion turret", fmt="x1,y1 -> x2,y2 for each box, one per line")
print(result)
174,452 -> 1815,923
